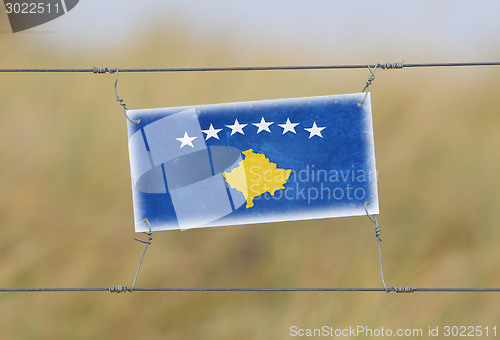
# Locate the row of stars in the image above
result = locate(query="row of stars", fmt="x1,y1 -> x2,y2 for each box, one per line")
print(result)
176,117 -> 325,148
205,117 -> 325,140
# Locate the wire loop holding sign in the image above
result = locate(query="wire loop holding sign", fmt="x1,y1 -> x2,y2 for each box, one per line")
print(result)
365,202 -> 415,294
92,66 -> 139,124
113,68 -> 140,124
358,64 -> 378,106
129,219 -> 154,292
107,219 -> 153,294
358,61 -> 404,106
364,202 -> 389,292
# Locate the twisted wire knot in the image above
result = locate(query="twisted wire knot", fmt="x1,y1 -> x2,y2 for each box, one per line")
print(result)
374,222 -> 382,242
108,286 -> 129,293
380,61 -> 404,70
92,67 -> 116,74
392,286 -> 416,293
363,73 -> 375,91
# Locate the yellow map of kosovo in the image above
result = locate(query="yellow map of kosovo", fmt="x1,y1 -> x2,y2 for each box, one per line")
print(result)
223,149 -> 291,208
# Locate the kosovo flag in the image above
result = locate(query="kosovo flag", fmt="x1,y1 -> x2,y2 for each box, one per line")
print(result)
126,93 -> 378,232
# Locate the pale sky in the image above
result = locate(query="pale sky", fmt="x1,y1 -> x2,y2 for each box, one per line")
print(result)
3,0 -> 500,61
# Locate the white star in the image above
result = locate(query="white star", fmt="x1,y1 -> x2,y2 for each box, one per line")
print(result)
202,124 -> 222,140
226,119 -> 247,135
253,117 -> 274,134
304,122 -> 325,139
175,132 -> 197,148
278,118 -> 299,134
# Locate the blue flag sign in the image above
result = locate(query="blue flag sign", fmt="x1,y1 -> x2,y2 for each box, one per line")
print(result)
126,93 -> 378,232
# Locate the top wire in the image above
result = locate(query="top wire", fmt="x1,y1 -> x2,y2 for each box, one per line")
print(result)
0,62 -> 500,73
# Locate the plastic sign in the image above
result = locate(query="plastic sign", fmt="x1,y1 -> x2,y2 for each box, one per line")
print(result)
126,93 -> 379,232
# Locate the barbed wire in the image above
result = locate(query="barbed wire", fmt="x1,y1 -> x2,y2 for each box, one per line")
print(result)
0,61 -> 499,73
1,60 -> 499,294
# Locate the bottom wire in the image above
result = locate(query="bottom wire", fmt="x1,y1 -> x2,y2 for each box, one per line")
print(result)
0,287 -> 499,293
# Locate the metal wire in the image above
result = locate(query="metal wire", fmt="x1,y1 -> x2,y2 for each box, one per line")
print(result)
0,210 -> 497,294
1,60 -> 499,294
1,62 -> 500,73
0,287 -> 499,293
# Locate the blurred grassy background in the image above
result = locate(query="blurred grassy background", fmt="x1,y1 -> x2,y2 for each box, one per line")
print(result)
1,12 -> 500,340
